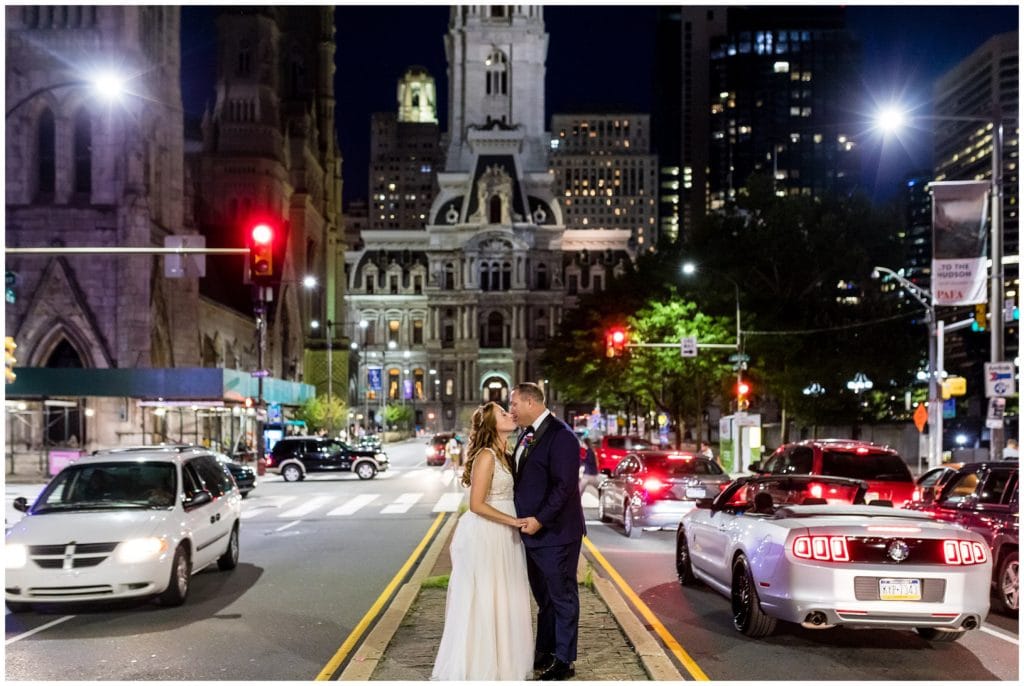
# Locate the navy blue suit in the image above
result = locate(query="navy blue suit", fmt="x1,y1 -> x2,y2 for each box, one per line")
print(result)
513,414 -> 586,664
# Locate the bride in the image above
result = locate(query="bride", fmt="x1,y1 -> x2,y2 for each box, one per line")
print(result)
431,402 -> 533,681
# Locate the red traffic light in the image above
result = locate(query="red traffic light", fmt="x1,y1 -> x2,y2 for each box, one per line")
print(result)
251,223 -> 273,245
736,381 -> 751,397
246,218 -> 278,283
605,327 -> 628,358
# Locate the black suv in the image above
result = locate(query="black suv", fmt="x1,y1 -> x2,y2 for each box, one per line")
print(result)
268,436 -> 389,481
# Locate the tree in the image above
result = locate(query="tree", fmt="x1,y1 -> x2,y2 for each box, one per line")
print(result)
295,395 -> 347,434
384,403 -> 414,431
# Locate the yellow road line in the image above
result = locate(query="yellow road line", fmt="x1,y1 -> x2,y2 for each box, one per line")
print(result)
315,512 -> 447,680
583,536 -> 710,681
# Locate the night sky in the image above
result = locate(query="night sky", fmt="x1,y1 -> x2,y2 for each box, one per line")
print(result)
179,4 -> 1019,205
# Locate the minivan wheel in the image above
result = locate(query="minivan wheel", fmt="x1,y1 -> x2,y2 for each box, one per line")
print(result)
5,600 -> 31,613
282,464 -> 302,482
156,545 -> 191,607
355,461 -> 378,480
217,525 -> 239,571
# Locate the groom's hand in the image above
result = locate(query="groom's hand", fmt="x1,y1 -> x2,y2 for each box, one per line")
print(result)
520,516 -> 542,535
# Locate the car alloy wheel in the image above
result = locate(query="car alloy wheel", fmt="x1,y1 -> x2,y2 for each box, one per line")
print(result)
282,464 -> 302,482
218,525 -> 240,571
355,461 -> 377,480
156,545 -> 191,607
597,490 -> 611,523
676,527 -> 696,585
623,502 -> 642,539
995,551 -> 1019,614
731,555 -> 775,637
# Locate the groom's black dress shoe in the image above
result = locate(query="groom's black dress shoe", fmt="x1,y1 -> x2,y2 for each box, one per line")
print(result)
538,659 -> 575,681
533,653 -> 555,672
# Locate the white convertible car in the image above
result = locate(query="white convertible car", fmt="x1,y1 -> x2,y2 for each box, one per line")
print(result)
675,474 -> 991,642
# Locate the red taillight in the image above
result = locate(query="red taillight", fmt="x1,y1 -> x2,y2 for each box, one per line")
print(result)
911,488 -> 922,501
792,535 -> 849,562
808,483 -> 824,498
943,540 -> 989,565
643,477 -> 666,492
264,455 -> 274,467
718,482 -> 730,492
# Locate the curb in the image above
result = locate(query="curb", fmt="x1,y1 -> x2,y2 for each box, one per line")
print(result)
337,512 -> 458,680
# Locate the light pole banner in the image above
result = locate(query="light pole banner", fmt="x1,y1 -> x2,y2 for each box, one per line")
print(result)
931,180 -> 990,306
367,366 -> 382,392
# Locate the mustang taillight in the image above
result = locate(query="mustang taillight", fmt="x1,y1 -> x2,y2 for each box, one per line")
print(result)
792,535 -> 850,562
643,477 -> 666,492
942,540 -> 989,565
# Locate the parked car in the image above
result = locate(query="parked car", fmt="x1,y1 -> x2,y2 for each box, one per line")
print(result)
426,432 -> 461,467
596,434 -> 655,473
675,474 -> 991,642
751,439 -> 915,507
214,452 -> 257,498
5,446 -> 241,613
909,463 -> 963,506
907,461 -> 1018,615
597,451 -> 731,538
267,436 -> 388,481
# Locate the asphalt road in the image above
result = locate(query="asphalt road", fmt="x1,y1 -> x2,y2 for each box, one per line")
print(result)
4,438 -> 461,681
583,505 -> 1020,682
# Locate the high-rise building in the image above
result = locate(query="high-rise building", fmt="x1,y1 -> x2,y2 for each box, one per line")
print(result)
369,68 -> 443,231
901,172 -> 934,294
550,113 -> 658,253
345,6 -> 632,431
707,7 -> 861,210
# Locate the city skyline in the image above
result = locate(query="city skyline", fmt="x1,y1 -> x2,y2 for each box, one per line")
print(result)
178,5 -> 1018,204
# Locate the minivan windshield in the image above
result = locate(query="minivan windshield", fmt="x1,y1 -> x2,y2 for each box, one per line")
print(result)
32,461 -> 178,513
821,450 -> 912,482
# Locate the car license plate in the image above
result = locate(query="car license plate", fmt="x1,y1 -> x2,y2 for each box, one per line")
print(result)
866,491 -> 880,502
879,578 -> 921,601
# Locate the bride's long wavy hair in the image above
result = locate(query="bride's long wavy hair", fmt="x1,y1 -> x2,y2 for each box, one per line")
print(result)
461,402 -> 511,487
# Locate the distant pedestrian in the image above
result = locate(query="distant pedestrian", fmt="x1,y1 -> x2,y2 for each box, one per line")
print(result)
578,437 -> 601,497
1004,438 -> 1019,459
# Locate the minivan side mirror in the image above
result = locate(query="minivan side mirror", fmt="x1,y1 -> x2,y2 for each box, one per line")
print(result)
183,491 -> 212,510
13,496 -> 28,513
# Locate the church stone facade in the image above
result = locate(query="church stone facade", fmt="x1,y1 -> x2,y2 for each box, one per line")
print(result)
345,6 -> 632,432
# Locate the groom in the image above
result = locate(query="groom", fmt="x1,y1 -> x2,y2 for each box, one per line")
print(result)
510,382 -> 586,681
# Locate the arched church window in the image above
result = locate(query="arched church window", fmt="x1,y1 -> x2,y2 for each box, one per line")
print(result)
536,263 -> 548,290
483,312 -> 504,348
485,49 -> 508,96
46,339 -> 84,368
501,262 -> 511,291
36,108 -> 56,200
73,109 -> 92,195
489,195 -> 502,223
444,262 -> 455,290
479,264 -> 489,292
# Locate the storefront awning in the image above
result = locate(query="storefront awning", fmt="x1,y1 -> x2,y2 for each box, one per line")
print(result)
5,367 -> 315,406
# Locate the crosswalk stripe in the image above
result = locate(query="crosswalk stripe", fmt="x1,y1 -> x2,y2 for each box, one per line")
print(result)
440,470 -> 457,486
326,494 -> 380,516
279,495 -> 334,518
432,492 -> 464,513
240,495 -> 297,519
381,492 -> 422,514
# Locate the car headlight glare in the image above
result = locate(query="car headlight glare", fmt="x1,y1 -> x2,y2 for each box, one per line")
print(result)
117,537 -> 168,563
5,543 -> 27,569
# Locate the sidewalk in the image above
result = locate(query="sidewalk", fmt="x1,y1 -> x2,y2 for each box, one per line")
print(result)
340,512 -> 682,681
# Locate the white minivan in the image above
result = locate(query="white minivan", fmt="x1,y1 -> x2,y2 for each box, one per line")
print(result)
5,446 -> 241,612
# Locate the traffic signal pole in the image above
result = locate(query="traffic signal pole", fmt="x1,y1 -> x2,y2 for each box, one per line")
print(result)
254,287 -> 268,466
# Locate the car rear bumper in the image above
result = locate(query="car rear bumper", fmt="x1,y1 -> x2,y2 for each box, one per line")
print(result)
635,500 -> 697,528
759,560 -> 991,629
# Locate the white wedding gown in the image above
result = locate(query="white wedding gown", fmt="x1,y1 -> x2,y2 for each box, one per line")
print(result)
431,458 -> 533,681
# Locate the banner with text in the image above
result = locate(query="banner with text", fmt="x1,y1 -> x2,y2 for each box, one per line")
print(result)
931,180 -> 990,306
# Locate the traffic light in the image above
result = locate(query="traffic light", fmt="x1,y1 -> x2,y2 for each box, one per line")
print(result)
5,336 -> 17,384
736,379 -> 751,411
605,327 -> 627,358
972,303 -> 987,332
247,219 -> 275,284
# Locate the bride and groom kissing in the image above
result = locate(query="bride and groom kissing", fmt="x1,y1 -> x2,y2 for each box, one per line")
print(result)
431,382 -> 587,681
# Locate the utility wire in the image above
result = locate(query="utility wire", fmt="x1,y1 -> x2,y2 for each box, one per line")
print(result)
742,311 -> 919,336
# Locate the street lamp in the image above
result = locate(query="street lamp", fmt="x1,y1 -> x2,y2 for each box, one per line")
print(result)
846,372 -> 874,394
872,265 -> 941,469
875,104 -> 1008,459
358,319 -> 369,425
6,69 -> 128,119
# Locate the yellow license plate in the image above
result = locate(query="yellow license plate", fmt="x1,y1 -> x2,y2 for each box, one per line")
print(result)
879,578 -> 921,600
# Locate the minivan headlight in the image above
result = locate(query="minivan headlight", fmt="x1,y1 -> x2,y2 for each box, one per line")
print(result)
117,537 -> 168,564
5,543 -> 27,569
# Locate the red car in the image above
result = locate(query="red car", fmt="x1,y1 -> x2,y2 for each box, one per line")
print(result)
907,461 -> 1018,614
425,433 -> 459,467
751,439 -> 915,507
596,434 -> 654,474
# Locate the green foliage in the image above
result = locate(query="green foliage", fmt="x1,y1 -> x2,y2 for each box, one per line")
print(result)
383,403 -> 414,430
421,574 -> 449,589
295,395 -> 347,433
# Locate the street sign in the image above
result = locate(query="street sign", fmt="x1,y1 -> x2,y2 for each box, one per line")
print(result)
984,362 -> 1016,397
728,353 -> 750,363
267,403 -> 282,423
912,404 -> 928,433
942,398 -> 956,419
680,336 -> 697,358
986,397 -> 1006,429
250,369 -> 270,378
